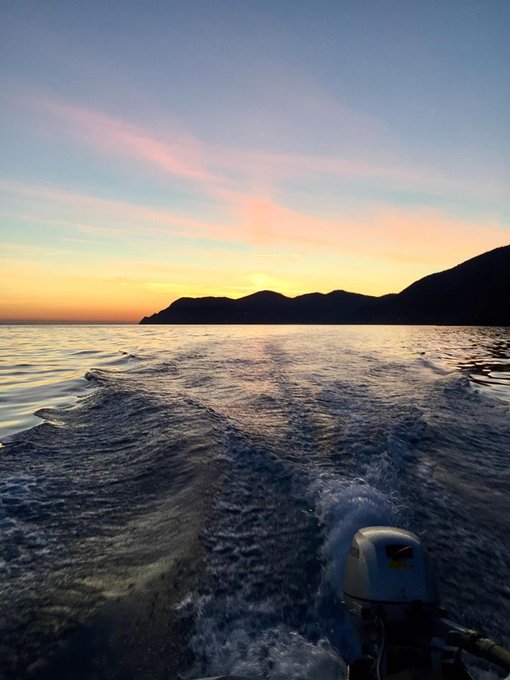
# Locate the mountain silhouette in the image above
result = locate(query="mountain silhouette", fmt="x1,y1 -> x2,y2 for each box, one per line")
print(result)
140,245 -> 510,325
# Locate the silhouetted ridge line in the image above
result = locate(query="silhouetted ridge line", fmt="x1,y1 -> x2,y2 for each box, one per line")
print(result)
140,245 -> 510,326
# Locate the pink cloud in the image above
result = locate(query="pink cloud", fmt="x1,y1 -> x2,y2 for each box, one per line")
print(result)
12,88 -> 505,210
2,178 -> 507,273
39,99 -> 216,185
370,207 -> 509,269
227,193 -> 509,271
17,92 -> 457,199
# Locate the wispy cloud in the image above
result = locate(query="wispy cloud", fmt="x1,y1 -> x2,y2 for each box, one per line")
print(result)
0,178 -> 228,240
18,90 -> 495,204
1,178 -> 508,272
227,193 -> 510,275
370,206 -> 509,270
38,98 -> 216,184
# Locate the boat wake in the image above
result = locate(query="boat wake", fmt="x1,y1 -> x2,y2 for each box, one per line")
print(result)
0,325 -> 508,679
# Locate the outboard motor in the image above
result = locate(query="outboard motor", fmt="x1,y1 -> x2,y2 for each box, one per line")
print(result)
344,527 -> 441,677
343,527 -> 510,680
344,526 -> 443,679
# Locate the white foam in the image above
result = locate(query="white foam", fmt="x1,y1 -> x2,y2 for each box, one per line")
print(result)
309,476 -> 394,600
231,629 -> 344,680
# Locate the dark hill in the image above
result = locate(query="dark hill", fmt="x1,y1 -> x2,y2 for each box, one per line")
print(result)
140,245 -> 510,325
368,245 -> 510,325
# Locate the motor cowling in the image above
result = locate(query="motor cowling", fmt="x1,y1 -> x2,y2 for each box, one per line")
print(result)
344,526 -> 439,606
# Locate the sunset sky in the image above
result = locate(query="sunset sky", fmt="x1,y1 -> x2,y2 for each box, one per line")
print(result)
1,1 -> 509,322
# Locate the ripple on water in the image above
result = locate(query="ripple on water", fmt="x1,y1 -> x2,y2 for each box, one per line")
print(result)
0,325 -> 508,679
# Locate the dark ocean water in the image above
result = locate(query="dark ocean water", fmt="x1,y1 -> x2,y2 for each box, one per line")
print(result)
0,325 -> 509,680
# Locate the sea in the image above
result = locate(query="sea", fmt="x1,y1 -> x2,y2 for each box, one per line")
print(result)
0,325 -> 509,680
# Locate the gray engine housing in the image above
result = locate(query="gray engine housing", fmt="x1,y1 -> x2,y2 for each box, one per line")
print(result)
344,526 -> 439,605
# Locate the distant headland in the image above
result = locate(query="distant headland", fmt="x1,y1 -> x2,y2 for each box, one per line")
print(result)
140,245 -> 510,326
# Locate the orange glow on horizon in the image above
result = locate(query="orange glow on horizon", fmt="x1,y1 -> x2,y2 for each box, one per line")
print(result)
2,237 -> 508,323
1,101 -> 508,324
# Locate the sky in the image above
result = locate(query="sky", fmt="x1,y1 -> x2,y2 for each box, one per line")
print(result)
1,1 -> 509,322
